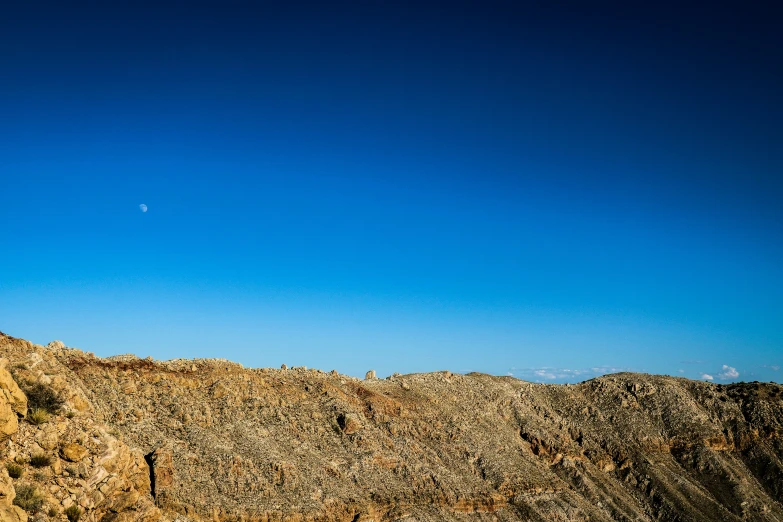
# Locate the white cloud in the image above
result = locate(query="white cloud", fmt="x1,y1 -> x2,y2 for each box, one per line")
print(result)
509,366 -> 633,384
701,374 -> 714,381
533,369 -> 557,380
718,365 -> 739,380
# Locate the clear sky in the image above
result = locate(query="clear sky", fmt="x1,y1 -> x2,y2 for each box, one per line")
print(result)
1,2 -> 781,383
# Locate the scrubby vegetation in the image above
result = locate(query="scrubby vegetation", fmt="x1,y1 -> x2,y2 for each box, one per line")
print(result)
27,407 -> 50,425
65,504 -> 82,522
29,453 -> 52,468
22,381 -> 64,413
5,462 -> 23,479
12,483 -> 44,511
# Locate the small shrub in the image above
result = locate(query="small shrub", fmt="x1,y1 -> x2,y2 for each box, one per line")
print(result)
12,483 -> 44,511
48,507 -> 59,518
65,411 -> 76,419
5,462 -> 24,479
21,382 -> 64,414
33,471 -> 48,481
28,453 -> 51,468
27,408 -> 50,425
65,505 -> 82,522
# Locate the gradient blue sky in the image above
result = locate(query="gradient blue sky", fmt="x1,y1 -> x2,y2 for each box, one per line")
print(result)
1,2 -> 781,382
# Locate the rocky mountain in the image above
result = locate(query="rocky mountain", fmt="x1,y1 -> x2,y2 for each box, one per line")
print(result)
1,331 -> 782,522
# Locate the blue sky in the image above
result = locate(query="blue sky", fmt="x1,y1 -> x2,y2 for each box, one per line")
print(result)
1,2 -> 781,382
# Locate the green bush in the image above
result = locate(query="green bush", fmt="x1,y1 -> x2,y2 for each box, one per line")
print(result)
5,462 -> 23,479
65,505 -> 82,522
28,453 -> 51,468
12,484 -> 44,511
22,382 -> 64,414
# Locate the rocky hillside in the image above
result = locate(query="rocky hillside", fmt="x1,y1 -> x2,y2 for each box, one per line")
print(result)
1,331 -> 782,522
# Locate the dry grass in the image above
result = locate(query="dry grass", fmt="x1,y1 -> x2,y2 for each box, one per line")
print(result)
28,453 -> 52,468
12,483 -> 43,511
27,408 -> 50,425
65,505 -> 82,522
5,462 -> 23,479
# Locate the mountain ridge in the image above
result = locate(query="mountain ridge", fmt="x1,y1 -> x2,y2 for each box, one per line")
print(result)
1,331 -> 782,522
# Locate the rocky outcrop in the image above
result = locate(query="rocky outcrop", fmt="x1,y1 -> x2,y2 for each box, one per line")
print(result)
0,361 -> 26,522
0,361 -> 27,419
0,334 -> 161,522
1,331 -> 782,522
0,505 -> 27,522
0,360 -> 26,438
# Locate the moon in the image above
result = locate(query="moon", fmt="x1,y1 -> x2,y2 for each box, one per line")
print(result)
139,204 -> 148,213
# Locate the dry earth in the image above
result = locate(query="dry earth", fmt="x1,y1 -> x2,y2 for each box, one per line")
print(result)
1,331 -> 782,522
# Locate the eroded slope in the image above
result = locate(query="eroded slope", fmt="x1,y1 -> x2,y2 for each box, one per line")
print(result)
1,332 -> 782,522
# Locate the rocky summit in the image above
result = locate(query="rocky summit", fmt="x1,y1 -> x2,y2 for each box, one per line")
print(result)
1,332 -> 782,522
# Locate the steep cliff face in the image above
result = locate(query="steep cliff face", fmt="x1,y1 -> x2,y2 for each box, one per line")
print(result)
1,331 -> 782,522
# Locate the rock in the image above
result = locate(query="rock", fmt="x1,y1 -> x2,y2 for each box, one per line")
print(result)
0,360 -> 27,417
47,340 -> 66,350
35,425 -> 59,451
0,402 -> 16,440
281,364 -> 288,370
0,467 -> 14,505
0,506 -> 27,522
24,353 -> 43,369
337,413 -> 362,435
365,370 -> 376,380
60,443 -> 88,462
109,489 -> 140,511
147,445 -> 175,496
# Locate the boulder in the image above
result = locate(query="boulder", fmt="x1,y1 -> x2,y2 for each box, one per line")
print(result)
60,443 -> 88,462
0,401 -> 16,439
365,370 -> 376,380
0,360 -> 27,417
0,467 -> 14,505
0,468 -> 26,522
337,413 -> 362,435
0,506 -> 27,522
147,445 -> 175,496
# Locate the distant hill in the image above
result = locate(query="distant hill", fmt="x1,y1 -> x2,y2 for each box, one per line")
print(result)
1,331 -> 782,522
